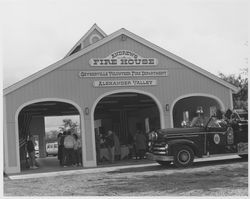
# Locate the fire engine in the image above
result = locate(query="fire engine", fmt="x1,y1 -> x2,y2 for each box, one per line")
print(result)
147,110 -> 248,168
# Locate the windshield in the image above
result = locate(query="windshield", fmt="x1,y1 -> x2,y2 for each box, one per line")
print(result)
190,116 -> 210,127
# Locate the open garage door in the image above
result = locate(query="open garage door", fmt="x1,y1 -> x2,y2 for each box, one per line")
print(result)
18,101 -> 81,172
94,92 -> 161,164
172,96 -> 223,127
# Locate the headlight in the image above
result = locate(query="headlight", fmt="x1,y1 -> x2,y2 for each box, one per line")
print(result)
148,131 -> 158,141
148,142 -> 152,147
165,144 -> 169,154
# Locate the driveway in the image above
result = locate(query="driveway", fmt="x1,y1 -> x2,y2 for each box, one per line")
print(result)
4,156 -> 248,196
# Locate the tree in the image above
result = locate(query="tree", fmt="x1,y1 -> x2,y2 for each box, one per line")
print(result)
219,68 -> 248,110
45,130 -> 59,143
59,118 -> 79,135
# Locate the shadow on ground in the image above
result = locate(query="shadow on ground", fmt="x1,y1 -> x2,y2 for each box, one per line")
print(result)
108,158 -> 248,174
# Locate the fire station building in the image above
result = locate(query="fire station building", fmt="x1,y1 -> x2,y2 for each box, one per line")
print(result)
3,24 -> 238,174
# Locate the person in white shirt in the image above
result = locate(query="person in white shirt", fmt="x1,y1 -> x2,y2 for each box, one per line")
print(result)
63,130 -> 76,167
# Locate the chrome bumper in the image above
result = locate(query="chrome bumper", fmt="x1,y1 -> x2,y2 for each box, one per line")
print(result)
146,152 -> 173,161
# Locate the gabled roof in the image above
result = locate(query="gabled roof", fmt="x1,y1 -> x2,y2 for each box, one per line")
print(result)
4,26 -> 239,95
64,23 -> 107,57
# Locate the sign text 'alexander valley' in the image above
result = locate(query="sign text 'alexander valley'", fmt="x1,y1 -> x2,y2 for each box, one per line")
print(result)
93,80 -> 157,87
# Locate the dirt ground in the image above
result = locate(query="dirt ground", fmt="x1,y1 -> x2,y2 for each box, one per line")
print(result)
4,158 -> 248,196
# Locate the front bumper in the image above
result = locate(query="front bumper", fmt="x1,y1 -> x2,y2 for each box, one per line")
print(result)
146,152 -> 173,161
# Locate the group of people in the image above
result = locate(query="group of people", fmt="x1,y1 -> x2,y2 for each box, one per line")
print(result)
57,130 -> 82,167
26,128 -> 147,169
95,130 -> 117,164
95,128 -> 147,164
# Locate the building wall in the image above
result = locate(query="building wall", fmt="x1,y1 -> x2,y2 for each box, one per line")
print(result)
4,34 -> 232,173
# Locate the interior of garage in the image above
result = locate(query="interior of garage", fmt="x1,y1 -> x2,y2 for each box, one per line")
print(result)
94,92 -> 160,164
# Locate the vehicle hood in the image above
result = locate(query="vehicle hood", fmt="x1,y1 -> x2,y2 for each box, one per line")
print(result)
157,127 -> 204,135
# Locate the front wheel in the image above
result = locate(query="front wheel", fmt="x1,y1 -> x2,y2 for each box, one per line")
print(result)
156,161 -> 171,166
173,145 -> 194,168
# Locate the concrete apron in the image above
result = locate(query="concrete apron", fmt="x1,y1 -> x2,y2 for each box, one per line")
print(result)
8,162 -> 157,180
7,155 -> 240,180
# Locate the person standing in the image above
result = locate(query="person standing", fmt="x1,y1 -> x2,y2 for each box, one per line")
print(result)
63,130 -> 76,167
57,133 -> 63,166
73,134 -> 82,166
134,130 -> 147,159
60,131 -> 67,166
95,130 -> 101,164
113,132 -> 121,160
26,135 -> 38,169
105,130 -> 115,163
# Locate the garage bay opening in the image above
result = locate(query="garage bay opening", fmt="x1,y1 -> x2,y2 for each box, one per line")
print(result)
18,101 -> 81,172
173,96 -> 222,127
94,92 -> 160,165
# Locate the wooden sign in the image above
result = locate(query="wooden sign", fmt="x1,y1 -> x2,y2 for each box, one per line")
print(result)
89,50 -> 158,66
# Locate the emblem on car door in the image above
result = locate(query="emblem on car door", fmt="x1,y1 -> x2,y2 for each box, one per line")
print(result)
227,127 -> 234,145
214,134 -> 220,144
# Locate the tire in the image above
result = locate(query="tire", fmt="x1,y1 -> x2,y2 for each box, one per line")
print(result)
156,161 -> 171,166
173,145 -> 194,168
239,154 -> 248,159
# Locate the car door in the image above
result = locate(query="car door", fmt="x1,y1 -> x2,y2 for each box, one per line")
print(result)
206,119 -> 229,155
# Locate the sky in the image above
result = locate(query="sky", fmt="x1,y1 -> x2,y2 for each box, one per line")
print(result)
45,115 -> 79,132
1,0 -> 248,88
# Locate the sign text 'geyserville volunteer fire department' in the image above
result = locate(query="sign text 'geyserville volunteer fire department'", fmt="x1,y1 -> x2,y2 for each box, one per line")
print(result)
89,50 -> 158,66
79,70 -> 168,78
93,80 -> 157,87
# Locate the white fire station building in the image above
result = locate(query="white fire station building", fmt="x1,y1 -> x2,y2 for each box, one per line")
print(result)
3,24 -> 238,174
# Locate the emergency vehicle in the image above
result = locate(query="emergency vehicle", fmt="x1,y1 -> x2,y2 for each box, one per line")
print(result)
147,110 -> 248,167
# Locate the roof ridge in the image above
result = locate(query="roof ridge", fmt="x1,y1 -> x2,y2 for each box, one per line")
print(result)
64,24 -> 107,58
